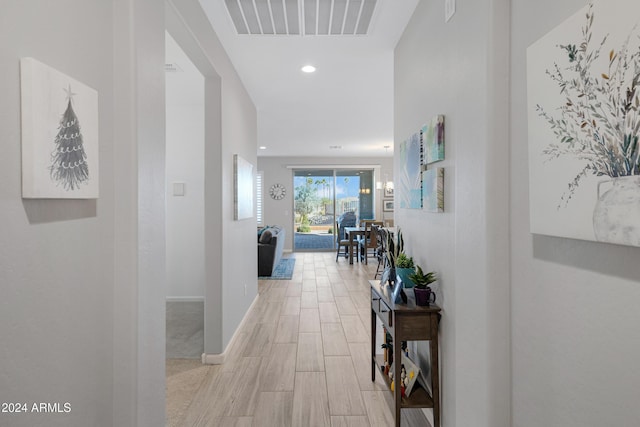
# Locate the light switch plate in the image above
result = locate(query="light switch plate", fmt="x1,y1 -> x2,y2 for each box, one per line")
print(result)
173,182 -> 185,196
445,0 -> 456,22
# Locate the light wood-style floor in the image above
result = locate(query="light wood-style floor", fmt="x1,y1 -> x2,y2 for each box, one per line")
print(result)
167,252 -> 430,427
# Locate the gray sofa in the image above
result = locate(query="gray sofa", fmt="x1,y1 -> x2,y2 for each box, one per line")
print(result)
258,226 -> 286,276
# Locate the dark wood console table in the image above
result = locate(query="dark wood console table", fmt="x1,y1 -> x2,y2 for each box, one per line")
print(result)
369,280 -> 441,427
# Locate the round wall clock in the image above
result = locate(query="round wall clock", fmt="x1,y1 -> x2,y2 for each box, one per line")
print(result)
269,183 -> 286,200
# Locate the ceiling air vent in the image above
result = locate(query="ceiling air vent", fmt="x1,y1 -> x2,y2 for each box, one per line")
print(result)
224,0 -> 377,36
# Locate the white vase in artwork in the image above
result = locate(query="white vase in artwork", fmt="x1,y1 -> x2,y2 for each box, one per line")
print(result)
592,175 -> 640,246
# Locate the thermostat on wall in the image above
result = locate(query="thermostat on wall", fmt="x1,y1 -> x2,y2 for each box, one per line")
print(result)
173,182 -> 186,197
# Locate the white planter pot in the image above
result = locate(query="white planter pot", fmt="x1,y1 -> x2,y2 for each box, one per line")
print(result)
593,175 -> 640,246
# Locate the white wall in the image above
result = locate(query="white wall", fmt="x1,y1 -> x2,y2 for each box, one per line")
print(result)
168,0 -> 258,354
0,1 -> 115,426
511,1 -> 640,426
0,1 -> 256,426
257,156 -> 394,251
165,32 -> 205,299
395,1 -> 510,426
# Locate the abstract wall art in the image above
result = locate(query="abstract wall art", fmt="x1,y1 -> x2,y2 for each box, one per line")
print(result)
21,57 -> 99,199
234,154 -> 254,220
398,132 -> 422,209
423,167 -> 444,213
421,115 -> 445,165
527,0 -> 640,246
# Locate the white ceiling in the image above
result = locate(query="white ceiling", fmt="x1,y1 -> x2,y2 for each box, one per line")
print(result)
196,0 -> 419,157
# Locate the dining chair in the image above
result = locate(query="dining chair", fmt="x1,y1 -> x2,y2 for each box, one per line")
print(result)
335,221 -> 359,262
374,226 -> 388,279
359,221 -> 384,264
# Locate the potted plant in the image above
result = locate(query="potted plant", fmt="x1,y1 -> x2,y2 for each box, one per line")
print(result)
408,266 -> 437,306
394,253 -> 416,288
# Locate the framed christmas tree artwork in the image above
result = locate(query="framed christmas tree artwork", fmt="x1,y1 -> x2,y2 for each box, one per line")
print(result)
21,57 -> 99,198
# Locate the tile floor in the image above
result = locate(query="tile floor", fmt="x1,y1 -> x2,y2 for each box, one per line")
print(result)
167,252 -> 430,427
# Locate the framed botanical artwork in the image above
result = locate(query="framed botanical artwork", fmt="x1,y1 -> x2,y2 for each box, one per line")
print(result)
383,199 -> 394,212
21,57 -> 99,198
527,0 -> 640,246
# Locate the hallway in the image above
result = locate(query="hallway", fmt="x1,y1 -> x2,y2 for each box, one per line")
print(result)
166,252 -> 430,426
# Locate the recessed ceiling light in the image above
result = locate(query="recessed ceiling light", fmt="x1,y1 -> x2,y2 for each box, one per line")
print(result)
301,65 -> 316,73
259,146 -> 267,150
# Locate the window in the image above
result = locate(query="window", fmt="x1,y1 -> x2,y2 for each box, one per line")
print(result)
256,171 -> 264,226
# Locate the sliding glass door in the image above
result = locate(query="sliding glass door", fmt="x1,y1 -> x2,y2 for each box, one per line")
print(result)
293,168 -> 374,251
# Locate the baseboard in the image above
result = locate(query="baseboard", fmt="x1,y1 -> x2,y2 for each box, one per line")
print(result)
201,294 -> 259,365
166,296 -> 205,302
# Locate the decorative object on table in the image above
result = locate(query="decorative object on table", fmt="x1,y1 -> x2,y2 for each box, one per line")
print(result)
21,57 -> 99,199
527,0 -> 640,247
391,277 -> 407,304
394,253 -> 416,288
381,328 -> 393,366
234,154 -> 254,220
408,266 -> 437,306
400,353 -> 422,397
383,199 -> 394,212
389,363 -> 407,398
269,183 -> 286,200
381,228 -> 404,286
398,132 -> 422,209
423,167 -> 445,213
421,115 -> 445,165
388,354 -> 420,398
401,340 -> 408,357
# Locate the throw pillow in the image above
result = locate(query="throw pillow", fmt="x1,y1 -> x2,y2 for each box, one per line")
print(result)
259,229 -> 272,244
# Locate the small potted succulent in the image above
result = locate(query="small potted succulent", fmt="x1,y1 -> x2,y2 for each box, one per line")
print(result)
394,253 -> 416,288
408,266 -> 437,306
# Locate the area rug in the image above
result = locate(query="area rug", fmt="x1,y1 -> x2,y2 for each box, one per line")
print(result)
259,257 -> 296,280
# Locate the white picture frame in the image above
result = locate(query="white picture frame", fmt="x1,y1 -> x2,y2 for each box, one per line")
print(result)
21,57 -> 99,199
527,0 -> 640,246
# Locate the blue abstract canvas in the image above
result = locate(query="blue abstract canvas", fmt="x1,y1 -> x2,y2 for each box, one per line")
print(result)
423,167 -> 444,213
399,132 -> 422,209
421,115 -> 445,165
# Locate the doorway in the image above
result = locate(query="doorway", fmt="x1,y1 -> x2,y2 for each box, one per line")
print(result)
165,31 -> 205,359
293,168 -> 375,251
